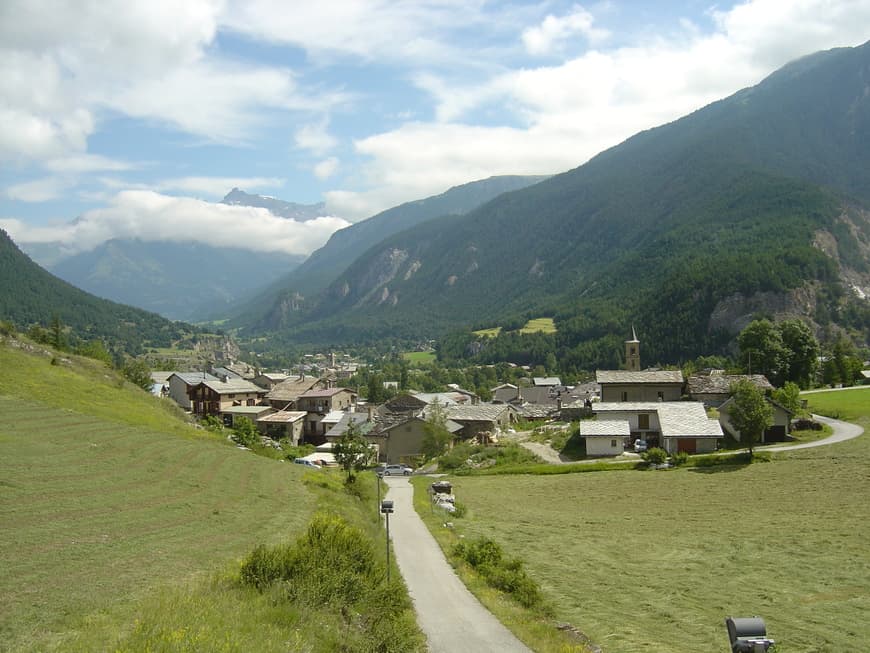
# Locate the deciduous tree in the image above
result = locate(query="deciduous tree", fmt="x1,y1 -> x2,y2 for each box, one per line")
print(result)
333,421 -> 371,482
728,379 -> 773,456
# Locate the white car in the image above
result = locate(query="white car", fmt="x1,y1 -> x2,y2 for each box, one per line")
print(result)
633,440 -> 648,453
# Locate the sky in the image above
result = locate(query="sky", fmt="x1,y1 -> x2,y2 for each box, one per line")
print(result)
1,0 -> 869,259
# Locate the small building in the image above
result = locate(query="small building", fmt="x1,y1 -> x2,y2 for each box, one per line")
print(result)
265,374 -> 327,410
444,404 -> 517,440
596,370 -> 685,403
533,376 -> 562,387
167,371 -> 219,410
220,404 -> 274,428
252,372 -> 290,391
296,387 -> 358,442
687,373 -> 774,407
718,396 -> 794,443
580,420 -> 630,456
366,415 -> 462,465
257,410 -> 307,445
186,377 -> 266,417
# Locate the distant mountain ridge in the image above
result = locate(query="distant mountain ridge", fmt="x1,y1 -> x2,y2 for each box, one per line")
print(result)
225,175 -> 549,330
245,42 -> 870,366
220,188 -> 327,220
50,239 -> 305,321
41,187 -> 328,320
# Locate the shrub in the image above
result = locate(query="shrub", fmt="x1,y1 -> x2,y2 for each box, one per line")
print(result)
643,447 -> 669,465
452,536 -> 545,610
232,417 -> 259,447
671,451 -> 690,467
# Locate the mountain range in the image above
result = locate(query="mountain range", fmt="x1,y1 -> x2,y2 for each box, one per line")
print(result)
0,228 -> 196,353
236,42 -> 870,367
3,42 -> 869,370
32,189 -> 316,321
223,174 -> 549,330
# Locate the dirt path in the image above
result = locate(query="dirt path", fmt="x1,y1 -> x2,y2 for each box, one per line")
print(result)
382,477 -> 531,653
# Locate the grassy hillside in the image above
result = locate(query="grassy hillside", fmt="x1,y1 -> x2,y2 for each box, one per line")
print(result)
0,340 -> 319,651
414,388 -> 870,652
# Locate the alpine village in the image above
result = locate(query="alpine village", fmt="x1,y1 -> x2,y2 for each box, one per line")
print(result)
3,33 -> 870,653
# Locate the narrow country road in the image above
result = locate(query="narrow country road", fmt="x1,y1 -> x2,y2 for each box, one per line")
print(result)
381,476 -> 532,653
757,413 -> 864,451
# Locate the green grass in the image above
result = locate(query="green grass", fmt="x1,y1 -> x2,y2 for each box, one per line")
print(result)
401,350 -> 436,365
0,340 -> 323,651
414,388 -> 870,652
473,326 -> 502,338
519,317 -> 556,334
804,386 -> 870,422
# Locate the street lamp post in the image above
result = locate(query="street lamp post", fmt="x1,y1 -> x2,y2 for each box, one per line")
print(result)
380,499 -> 394,583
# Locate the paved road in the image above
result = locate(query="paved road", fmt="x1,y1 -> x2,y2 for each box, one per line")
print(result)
756,413 -> 864,452
382,476 -> 532,653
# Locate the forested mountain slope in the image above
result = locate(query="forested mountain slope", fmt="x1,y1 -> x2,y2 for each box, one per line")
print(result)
255,42 -> 870,366
0,229 -> 196,352
229,175 -> 548,331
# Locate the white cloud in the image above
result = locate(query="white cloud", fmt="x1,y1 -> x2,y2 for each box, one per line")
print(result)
1,190 -> 350,256
5,177 -> 74,202
328,0 -> 870,219
314,158 -> 340,180
522,5 -> 609,55
222,0 -> 489,63
45,154 -> 136,174
0,0 -> 348,161
295,120 -> 338,155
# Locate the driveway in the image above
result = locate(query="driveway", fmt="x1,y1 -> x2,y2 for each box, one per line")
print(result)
381,476 -> 532,653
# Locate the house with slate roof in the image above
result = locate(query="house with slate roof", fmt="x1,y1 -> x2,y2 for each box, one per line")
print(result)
592,401 -> 722,454
187,376 -> 266,417
257,410 -> 307,444
296,387 -> 357,443
168,371 -> 219,410
265,374 -> 328,410
220,404 -> 274,428
596,370 -> 685,402
252,372 -> 289,391
687,373 -> 774,407
581,419 -> 630,456
444,403 -> 517,440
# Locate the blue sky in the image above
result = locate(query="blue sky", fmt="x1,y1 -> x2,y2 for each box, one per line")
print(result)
1,0 -> 868,258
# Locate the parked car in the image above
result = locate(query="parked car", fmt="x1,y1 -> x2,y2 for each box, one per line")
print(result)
633,439 -> 648,453
377,464 -> 414,476
293,458 -> 322,469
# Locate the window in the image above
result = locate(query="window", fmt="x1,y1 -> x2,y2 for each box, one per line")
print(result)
621,391 -> 628,402
611,439 -> 617,447
638,414 -> 650,430
657,391 -> 664,401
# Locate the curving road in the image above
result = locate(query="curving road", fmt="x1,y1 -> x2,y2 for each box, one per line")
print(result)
757,413 -> 863,452
382,476 -> 532,653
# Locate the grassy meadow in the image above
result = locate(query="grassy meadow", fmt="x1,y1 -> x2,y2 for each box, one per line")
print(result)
401,350 -> 437,365
520,317 -> 557,334
417,387 -> 869,652
0,339 -> 421,652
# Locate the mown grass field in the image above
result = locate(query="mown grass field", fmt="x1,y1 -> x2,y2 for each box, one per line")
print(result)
401,350 -> 437,365
0,342 -> 321,651
473,326 -> 503,338
520,317 -> 557,334
421,388 -> 869,652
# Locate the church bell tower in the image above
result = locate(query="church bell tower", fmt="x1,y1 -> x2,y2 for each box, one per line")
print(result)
625,326 -> 640,372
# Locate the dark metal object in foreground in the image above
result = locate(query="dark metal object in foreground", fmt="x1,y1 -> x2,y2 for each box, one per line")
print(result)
725,617 -> 775,652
